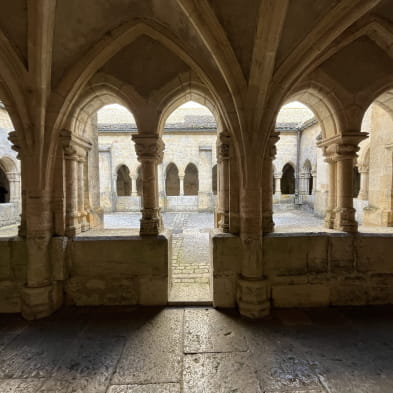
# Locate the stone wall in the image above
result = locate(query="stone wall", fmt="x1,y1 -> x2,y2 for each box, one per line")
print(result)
98,130 -> 218,212
212,232 -> 393,308
0,238 -> 26,312
65,232 -> 171,306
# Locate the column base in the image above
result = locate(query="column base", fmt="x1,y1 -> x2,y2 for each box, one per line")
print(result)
140,218 -> 160,236
324,209 -> 335,229
237,277 -> 271,319
21,283 -> 63,320
334,208 -> 358,232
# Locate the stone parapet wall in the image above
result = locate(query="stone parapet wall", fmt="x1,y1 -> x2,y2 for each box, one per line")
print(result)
65,232 -> 171,306
212,231 -> 393,309
0,238 -> 27,313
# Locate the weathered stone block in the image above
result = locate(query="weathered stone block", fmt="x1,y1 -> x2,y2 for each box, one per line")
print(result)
330,235 -> 355,273
212,273 -> 237,308
357,236 -> 393,273
139,275 -> 168,305
272,284 -> 330,308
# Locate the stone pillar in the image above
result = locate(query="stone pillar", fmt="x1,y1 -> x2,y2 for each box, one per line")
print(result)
237,184 -> 270,319
334,147 -> 359,232
8,131 -> 25,236
131,176 -> 138,196
78,153 -> 89,232
64,147 -> 80,236
324,156 -> 336,229
311,169 -> 317,195
217,132 -> 230,232
179,174 -> 185,196
262,132 -> 279,233
198,145 -> 213,210
319,132 -> 367,232
274,174 -> 281,197
132,134 -> 164,236
61,130 -> 92,236
358,165 -> 369,200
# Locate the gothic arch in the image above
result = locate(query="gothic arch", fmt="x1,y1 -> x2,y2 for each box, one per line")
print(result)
282,82 -> 343,139
281,163 -> 295,195
156,80 -> 222,134
66,76 -> 140,138
165,163 -> 180,196
116,165 -> 132,196
184,163 -> 199,196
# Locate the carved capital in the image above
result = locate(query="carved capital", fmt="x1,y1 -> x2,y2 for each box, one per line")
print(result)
217,132 -> 231,162
265,132 -> 279,161
61,129 -> 91,160
132,135 -> 164,163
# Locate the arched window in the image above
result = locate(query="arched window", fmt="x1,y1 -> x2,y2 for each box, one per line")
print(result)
184,163 -> 199,195
116,165 -> 131,196
353,166 -> 360,198
281,163 -> 295,194
136,165 -> 143,196
212,165 -> 217,195
166,163 -> 180,196
0,166 -> 9,203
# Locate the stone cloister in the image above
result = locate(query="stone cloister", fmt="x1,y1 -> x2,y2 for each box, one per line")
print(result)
0,0 -> 393,327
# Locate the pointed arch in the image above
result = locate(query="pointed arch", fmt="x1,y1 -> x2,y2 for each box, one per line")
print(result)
281,163 -> 295,195
184,163 -> 199,195
116,165 -> 132,196
165,163 -> 180,196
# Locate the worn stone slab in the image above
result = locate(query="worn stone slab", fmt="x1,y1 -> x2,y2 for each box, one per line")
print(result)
39,336 -> 125,393
107,383 -> 181,393
246,325 -> 322,392
183,353 -> 260,393
184,308 -> 248,353
0,379 -> 44,392
0,316 -> 28,352
0,318 -> 85,378
111,309 -> 183,384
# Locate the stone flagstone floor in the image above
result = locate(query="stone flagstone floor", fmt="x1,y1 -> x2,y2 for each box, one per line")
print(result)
0,306 -> 393,392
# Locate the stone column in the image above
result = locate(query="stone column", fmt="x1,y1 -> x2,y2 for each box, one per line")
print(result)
198,145 -> 213,210
311,169 -> 317,195
319,132 -> 367,231
324,155 -> 336,229
179,174 -> 185,196
132,134 -> 164,235
8,131 -> 25,236
358,165 -> 369,200
333,143 -> 362,232
274,174 -> 281,197
77,153 -> 89,232
64,147 -> 80,236
131,176 -> 138,196
262,132 -> 279,233
61,130 -> 92,235
237,184 -> 270,319
217,132 -> 230,232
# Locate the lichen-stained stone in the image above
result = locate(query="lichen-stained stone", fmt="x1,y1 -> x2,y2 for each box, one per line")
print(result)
107,384 -> 181,393
111,309 -> 183,384
0,379 -> 44,393
183,352 -> 260,393
184,308 -> 248,353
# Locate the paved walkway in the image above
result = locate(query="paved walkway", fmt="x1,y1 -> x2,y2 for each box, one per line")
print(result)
0,305 -> 393,392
